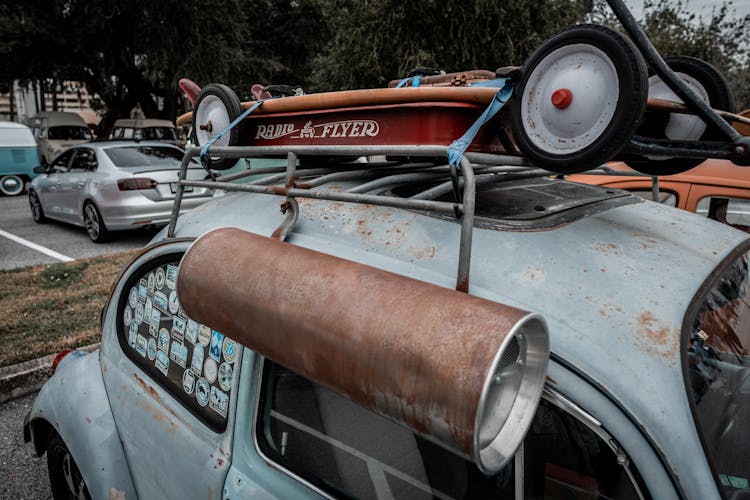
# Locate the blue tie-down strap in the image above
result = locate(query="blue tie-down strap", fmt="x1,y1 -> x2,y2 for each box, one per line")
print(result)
446,79 -> 513,208
395,75 -> 422,88
199,100 -> 265,170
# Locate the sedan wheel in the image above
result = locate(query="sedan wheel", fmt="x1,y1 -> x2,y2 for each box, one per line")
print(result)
47,431 -> 91,500
83,202 -> 110,243
0,175 -> 24,196
29,190 -> 48,223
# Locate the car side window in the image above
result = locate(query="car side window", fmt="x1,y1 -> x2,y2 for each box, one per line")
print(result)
696,196 -> 750,232
50,150 -> 75,173
116,255 -> 237,432
257,362 -> 646,500
628,189 -> 677,207
70,148 -> 98,172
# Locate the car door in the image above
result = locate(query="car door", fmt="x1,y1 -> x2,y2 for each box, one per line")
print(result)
62,147 -> 98,223
100,245 -> 239,500
40,149 -> 75,217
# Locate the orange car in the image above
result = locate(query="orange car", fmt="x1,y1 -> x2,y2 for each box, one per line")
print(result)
569,158 -> 750,232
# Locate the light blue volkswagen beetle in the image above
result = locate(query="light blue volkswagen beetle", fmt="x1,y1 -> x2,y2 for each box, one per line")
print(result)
22,143 -> 750,499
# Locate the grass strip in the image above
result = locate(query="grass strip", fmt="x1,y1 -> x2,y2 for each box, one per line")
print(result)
0,250 -> 139,368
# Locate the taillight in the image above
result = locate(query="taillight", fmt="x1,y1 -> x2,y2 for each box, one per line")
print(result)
117,178 -> 158,191
50,349 -> 73,375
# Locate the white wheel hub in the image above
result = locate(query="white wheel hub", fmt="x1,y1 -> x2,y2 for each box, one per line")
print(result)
194,95 -> 232,148
521,43 -> 619,155
648,72 -> 709,141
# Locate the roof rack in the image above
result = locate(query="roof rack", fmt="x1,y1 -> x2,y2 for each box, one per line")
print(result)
168,145 -> 546,293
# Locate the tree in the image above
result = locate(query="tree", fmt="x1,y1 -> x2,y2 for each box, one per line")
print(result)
310,0 -> 590,91
0,0 -> 327,134
591,0 -> 750,110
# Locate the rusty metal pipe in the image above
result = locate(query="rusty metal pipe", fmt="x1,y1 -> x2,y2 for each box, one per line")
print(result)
178,228 -> 549,473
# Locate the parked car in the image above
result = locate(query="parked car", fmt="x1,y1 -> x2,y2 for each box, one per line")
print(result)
111,118 -> 180,147
27,141 -> 214,242
23,149 -> 750,499
568,160 -> 750,232
28,111 -> 93,166
0,121 -> 42,196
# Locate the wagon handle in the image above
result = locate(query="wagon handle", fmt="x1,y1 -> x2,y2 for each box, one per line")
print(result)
606,0 -> 741,144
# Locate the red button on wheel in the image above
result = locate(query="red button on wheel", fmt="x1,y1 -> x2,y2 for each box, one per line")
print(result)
551,88 -> 573,109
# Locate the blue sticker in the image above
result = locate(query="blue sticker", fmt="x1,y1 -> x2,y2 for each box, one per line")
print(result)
149,309 -> 161,336
144,298 -> 153,323
209,386 -> 229,417
165,264 -> 179,289
169,341 -> 188,368
128,323 -> 138,348
123,306 -> 132,328
182,369 -> 196,395
155,350 -> 169,376
209,330 -> 224,362
218,362 -> 233,391
185,320 -> 198,344
138,278 -> 148,300
128,287 -> 138,309
158,328 -> 170,352
135,302 -> 144,325
172,316 -> 186,343
168,290 -> 179,314
147,338 -> 157,360
136,335 -> 148,357
191,345 -> 204,376
155,267 -> 166,290
222,338 -> 237,364
196,377 -> 210,406
153,291 -> 169,314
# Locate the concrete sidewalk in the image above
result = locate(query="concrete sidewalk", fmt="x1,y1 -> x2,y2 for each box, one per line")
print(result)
0,343 -> 100,403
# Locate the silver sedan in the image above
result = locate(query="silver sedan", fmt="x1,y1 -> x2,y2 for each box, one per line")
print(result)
28,141 -> 213,242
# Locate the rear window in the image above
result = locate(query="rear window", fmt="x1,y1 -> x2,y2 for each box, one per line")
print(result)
685,246 -> 750,496
48,126 -> 91,141
141,127 -> 177,140
104,146 -> 196,169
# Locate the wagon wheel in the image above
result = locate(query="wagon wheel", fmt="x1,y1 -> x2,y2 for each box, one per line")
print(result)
628,56 -> 735,176
509,24 -> 648,174
192,83 -> 243,170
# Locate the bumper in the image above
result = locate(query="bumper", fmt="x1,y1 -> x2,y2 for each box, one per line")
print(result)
99,194 -> 213,231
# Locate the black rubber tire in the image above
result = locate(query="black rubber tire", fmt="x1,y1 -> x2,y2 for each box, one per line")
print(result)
629,56 -> 735,176
29,190 -> 48,223
0,174 -> 25,196
83,201 -> 110,243
509,24 -> 648,174
47,431 -> 91,500
192,83 -> 242,170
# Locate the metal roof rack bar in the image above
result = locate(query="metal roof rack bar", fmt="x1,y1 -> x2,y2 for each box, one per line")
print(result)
168,145 -> 488,291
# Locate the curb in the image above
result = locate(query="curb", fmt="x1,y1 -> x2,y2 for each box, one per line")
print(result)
0,343 -> 100,404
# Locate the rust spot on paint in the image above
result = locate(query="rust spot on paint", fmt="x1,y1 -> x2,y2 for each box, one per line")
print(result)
634,311 -> 679,362
101,363 -> 108,373
109,488 -> 126,500
85,417 -> 92,424
593,242 -> 622,256
545,375 -> 557,385
132,372 -> 159,400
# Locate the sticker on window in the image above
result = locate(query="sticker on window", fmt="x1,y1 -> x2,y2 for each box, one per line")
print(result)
209,331 -> 224,362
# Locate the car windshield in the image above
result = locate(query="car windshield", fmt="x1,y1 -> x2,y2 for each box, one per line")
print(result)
48,126 -> 91,141
686,247 -> 750,496
141,127 -> 177,140
104,146 -> 197,169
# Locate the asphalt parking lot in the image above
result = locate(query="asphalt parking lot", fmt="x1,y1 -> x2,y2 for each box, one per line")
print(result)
0,194 -> 155,270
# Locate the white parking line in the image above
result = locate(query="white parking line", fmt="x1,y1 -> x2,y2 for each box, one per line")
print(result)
0,228 -> 74,263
